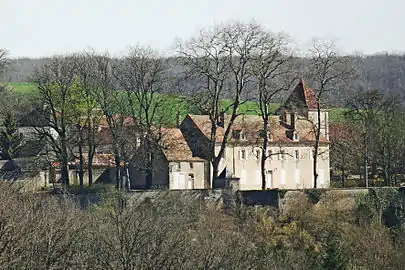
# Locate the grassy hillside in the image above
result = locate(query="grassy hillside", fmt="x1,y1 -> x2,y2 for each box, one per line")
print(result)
7,82 -> 346,125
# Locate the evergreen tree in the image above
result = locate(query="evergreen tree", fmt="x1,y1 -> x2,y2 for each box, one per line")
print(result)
0,112 -> 22,160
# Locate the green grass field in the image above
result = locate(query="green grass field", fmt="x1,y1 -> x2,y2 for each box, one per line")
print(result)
8,82 -> 39,95
6,82 -> 346,125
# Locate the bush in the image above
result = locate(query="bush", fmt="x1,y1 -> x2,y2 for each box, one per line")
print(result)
0,183 -> 404,269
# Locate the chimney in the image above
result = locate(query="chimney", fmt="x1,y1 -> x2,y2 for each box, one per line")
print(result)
176,111 -> 182,128
290,112 -> 296,129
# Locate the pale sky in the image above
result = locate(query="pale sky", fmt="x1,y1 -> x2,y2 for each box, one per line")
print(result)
2,0 -> 404,57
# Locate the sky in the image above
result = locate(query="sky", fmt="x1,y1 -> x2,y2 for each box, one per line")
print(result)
2,0 -> 404,57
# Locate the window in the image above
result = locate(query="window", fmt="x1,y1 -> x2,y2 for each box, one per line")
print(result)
310,149 -> 314,160
232,130 -> 246,140
260,130 -> 271,140
177,162 -> 181,171
294,132 -> 299,141
295,150 -> 300,160
232,130 -> 241,139
189,162 -> 193,169
280,150 -> 286,160
255,149 -> 261,160
240,149 -> 247,160
188,173 -> 194,189
259,130 -> 266,138
267,150 -> 273,160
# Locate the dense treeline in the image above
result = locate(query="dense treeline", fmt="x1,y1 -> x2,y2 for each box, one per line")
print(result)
330,89 -> 405,187
1,183 -> 405,269
3,54 -> 405,105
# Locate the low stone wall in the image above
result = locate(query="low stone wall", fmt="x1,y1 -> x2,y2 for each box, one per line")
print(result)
69,189 -> 225,210
0,171 -> 48,192
53,187 -> 378,212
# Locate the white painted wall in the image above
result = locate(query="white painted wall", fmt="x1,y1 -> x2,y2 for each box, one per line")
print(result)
212,144 -> 330,190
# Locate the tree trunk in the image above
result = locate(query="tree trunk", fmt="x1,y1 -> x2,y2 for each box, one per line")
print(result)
341,168 -> 345,188
313,104 -> 322,188
313,149 -> 318,188
261,118 -> 269,190
88,160 -> 93,187
60,134 -> 70,186
87,121 -> 95,187
87,145 -> 95,187
61,156 -> 70,187
115,154 -> 121,190
211,158 -> 220,188
78,140 -> 84,187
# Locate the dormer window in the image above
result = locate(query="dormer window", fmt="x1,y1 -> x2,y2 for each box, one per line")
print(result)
259,129 -> 272,141
232,130 -> 246,140
259,130 -> 265,138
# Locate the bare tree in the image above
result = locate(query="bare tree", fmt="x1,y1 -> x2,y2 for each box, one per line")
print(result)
179,21 -> 267,182
0,49 -> 9,80
307,40 -> 356,188
250,32 -> 297,190
346,89 -> 404,186
33,55 -> 78,186
113,46 -> 168,188
73,51 -> 104,186
92,52 -> 128,189
329,122 -> 361,187
0,49 -> 13,118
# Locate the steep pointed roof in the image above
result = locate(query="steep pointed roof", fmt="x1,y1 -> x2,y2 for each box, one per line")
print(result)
283,79 -> 319,111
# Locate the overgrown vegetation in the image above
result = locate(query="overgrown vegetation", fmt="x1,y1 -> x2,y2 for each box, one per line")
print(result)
1,184 -> 405,269
330,89 -> 405,187
0,112 -> 23,160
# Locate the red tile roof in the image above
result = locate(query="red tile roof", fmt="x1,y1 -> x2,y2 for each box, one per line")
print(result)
187,114 -> 328,144
160,128 -> 204,161
98,115 -> 136,128
329,123 -> 359,142
70,154 -> 116,167
281,80 -> 325,112
301,79 -> 319,110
